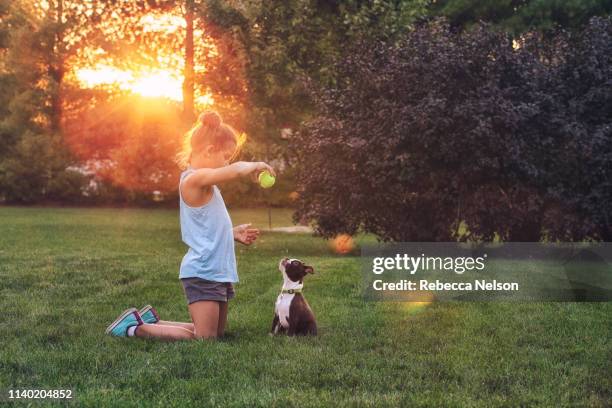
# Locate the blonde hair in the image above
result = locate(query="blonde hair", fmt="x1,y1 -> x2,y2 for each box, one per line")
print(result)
176,111 -> 244,170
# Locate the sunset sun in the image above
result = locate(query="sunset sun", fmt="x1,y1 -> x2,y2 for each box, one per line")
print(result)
72,10 -> 214,105
75,66 -> 184,101
75,64 -> 214,105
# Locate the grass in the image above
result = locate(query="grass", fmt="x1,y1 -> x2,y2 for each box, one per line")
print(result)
0,206 -> 610,407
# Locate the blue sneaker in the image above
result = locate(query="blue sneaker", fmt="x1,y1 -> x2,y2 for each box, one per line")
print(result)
138,305 -> 160,324
105,308 -> 143,337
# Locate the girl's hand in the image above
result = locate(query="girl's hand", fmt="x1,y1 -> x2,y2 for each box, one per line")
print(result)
233,223 -> 260,245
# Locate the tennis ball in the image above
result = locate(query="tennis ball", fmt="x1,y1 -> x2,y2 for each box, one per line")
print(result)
258,170 -> 276,188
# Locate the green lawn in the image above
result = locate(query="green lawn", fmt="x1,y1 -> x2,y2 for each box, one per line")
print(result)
0,207 -> 610,407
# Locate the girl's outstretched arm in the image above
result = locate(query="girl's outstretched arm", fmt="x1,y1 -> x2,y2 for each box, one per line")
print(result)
185,161 -> 275,188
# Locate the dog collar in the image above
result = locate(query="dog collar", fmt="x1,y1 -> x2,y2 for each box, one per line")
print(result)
281,288 -> 302,294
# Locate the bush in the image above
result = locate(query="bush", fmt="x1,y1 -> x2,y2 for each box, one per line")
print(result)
0,131 -> 89,204
543,17 -> 612,240
293,18 -> 612,242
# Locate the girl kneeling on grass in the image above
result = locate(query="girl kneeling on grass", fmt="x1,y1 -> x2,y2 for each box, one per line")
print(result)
105,111 -> 275,340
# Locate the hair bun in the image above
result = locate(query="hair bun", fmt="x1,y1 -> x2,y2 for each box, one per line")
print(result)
199,111 -> 221,129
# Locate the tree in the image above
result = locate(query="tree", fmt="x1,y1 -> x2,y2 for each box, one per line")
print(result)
431,0 -> 612,35
0,0 -> 17,157
1,1 -> 255,204
183,0 -> 196,121
202,0 -> 429,154
0,0 -> 149,203
198,1 -> 429,208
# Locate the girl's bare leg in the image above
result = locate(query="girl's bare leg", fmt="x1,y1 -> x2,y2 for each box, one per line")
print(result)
135,324 -> 194,341
188,301 -> 220,339
217,302 -> 228,337
157,320 -> 195,332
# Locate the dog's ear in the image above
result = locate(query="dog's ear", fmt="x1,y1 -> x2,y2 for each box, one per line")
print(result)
304,266 -> 314,274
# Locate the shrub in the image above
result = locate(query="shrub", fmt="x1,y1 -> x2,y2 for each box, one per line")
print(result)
293,18 -> 612,242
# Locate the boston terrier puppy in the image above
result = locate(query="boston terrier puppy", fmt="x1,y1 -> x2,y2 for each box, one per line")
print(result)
270,257 -> 317,336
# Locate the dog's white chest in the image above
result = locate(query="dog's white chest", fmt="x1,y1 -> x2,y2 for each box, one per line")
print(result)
275,293 -> 295,329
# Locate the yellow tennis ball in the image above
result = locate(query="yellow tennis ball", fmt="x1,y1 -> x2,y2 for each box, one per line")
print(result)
258,170 -> 276,188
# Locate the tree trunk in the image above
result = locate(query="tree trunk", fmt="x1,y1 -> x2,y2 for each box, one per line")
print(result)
50,0 -> 65,133
183,0 -> 195,122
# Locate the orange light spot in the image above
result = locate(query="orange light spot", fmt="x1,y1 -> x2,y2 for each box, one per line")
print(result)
331,234 -> 354,254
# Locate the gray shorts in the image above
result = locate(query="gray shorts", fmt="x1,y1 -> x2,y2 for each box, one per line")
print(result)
180,277 -> 235,304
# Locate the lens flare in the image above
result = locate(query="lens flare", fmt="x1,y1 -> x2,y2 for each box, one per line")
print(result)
383,291 -> 434,314
330,234 -> 354,254
402,290 -> 434,312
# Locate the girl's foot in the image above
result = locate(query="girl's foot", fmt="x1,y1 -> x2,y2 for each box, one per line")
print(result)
105,308 -> 143,337
138,305 -> 160,324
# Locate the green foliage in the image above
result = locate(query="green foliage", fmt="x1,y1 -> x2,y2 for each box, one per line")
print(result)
339,0 -> 431,39
204,0 -> 428,131
431,0 -> 612,35
0,131 -> 87,203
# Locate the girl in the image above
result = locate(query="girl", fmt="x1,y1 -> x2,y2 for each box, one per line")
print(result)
105,111 -> 275,340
